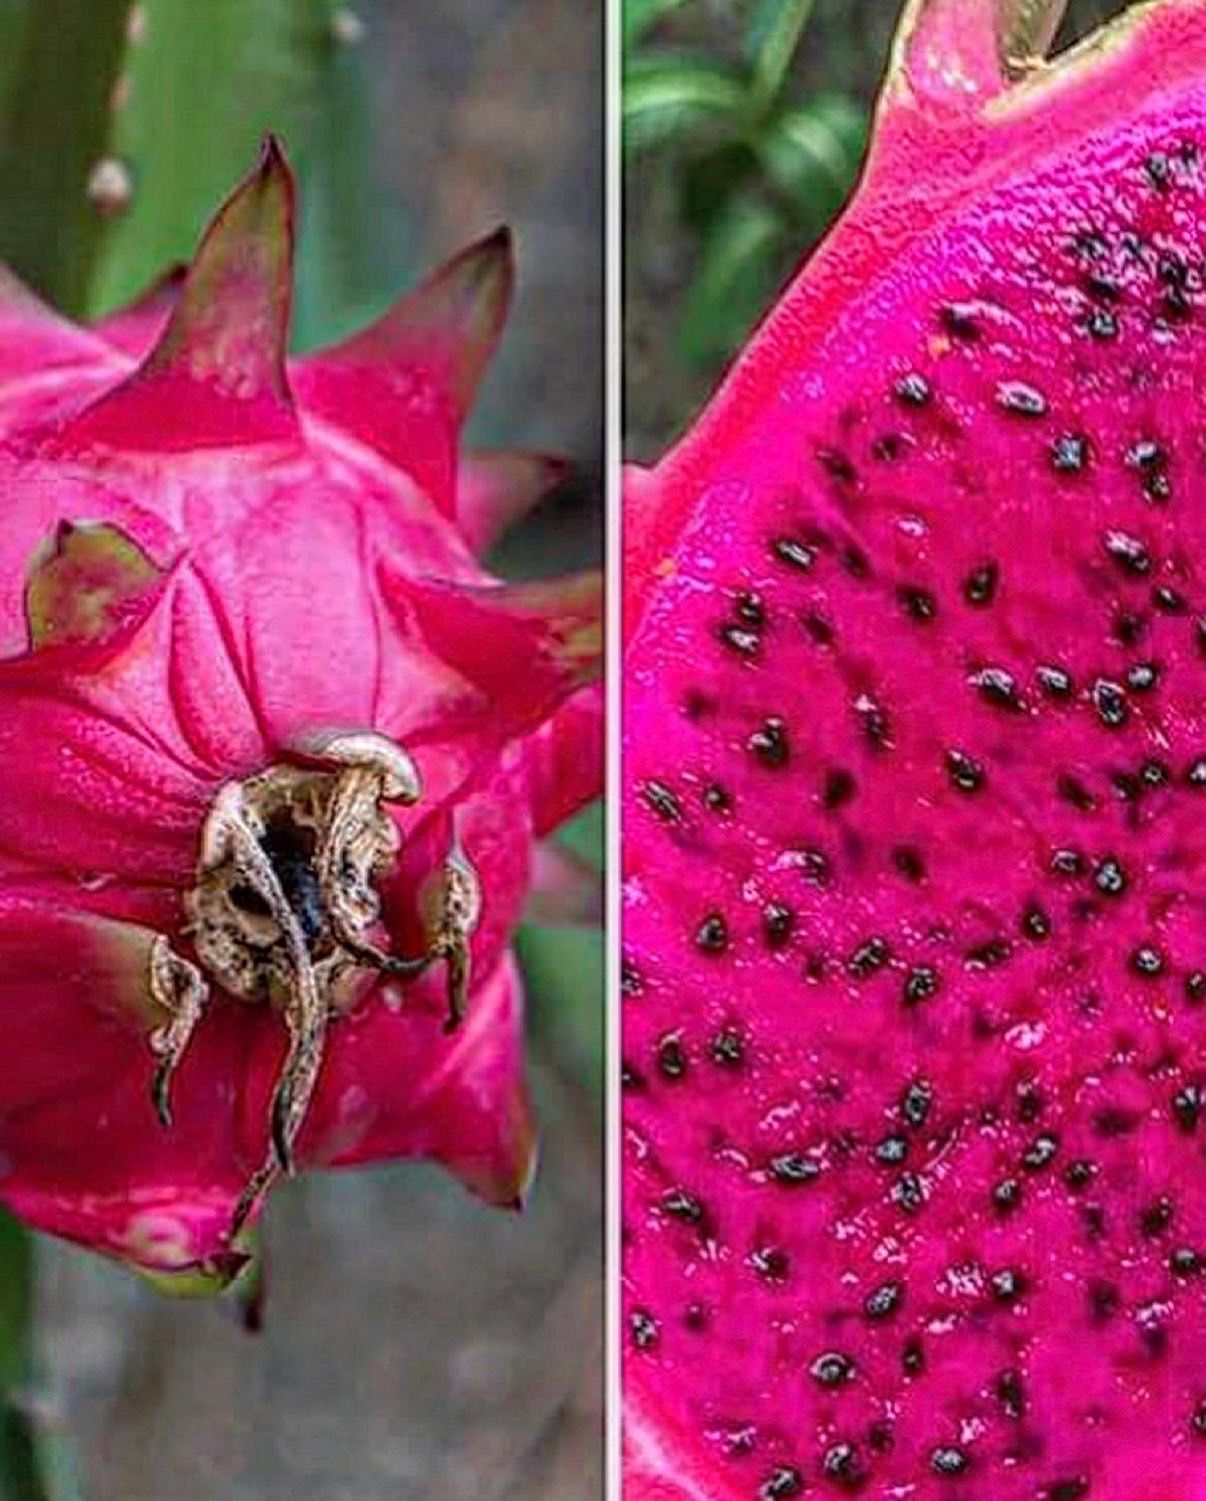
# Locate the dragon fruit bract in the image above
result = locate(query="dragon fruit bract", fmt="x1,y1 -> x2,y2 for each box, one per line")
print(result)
624,2 -> 1204,1496
0,139 -> 601,1287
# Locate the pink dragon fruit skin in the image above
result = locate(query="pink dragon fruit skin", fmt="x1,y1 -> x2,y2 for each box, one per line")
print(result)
624,3 -> 1205,1498
0,138 -> 601,1289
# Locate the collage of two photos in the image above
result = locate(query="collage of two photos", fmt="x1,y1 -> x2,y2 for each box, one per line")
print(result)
0,0 -> 1202,1497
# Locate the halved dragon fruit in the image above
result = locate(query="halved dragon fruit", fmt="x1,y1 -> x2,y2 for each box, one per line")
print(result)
624,2 -> 1204,1496
0,139 -> 602,1288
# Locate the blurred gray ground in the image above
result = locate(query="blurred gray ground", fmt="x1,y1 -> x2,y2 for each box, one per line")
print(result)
35,2 -> 603,1498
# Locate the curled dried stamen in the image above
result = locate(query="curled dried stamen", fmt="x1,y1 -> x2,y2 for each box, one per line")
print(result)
156,732 -> 483,1240
148,936 -> 209,1126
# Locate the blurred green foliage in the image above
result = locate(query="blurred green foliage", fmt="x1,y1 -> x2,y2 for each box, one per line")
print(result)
624,0 -> 865,368
0,0 -> 412,343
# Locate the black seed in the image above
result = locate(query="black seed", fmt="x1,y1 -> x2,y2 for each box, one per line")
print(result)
629,1309 -> 659,1350
661,1188 -> 704,1222
1050,847 -> 1086,876
1084,308 -> 1119,339
1083,270 -> 1121,303
822,767 -> 857,810
748,717 -> 789,768
1104,530 -> 1152,576
1131,944 -> 1165,977
697,787 -> 732,823
901,1080 -> 933,1129
971,666 -> 1022,711
642,779 -> 684,824
867,1422 -> 893,1456
810,1351 -> 855,1387
1016,1081 -> 1044,1122
1072,227 -> 1107,261
794,847 -> 832,886
963,561 -> 1000,607
848,937 -> 890,977
762,902 -> 795,950
773,536 -> 817,572
940,303 -> 981,340
1037,664 -> 1074,698
1066,1159 -> 1096,1191
892,846 -> 927,883
657,1035 -> 687,1081
1022,1134 -> 1059,1173
734,591 -> 764,626
1094,1106 -> 1140,1137
1113,610 -> 1146,646
990,1267 -> 1027,1304
1144,469 -> 1172,504
1152,585 -> 1186,613
620,1062 -> 644,1091
1193,1402 -> 1206,1439
946,749 -> 985,793
894,372 -> 932,406
993,1178 -> 1022,1214
822,1442 -> 864,1488
1170,1247 -> 1202,1278
1087,1279 -> 1120,1323
1127,438 -> 1166,471
803,611 -> 836,646
1187,757 -> 1206,788
898,585 -> 937,622
1093,856 -> 1128,897
1092,678 -> 1129,728
996,1369 -> 1026,1419
683,1302 -> 709,1332
903,966 -> 939,1006
695,913 -> 729,954
1144,151 -> 1172,189
1126,662 -> 1159,693
750,1245 -> 789,1281
761,1467 -> 804,1500
893,1173 -> 925,1214
1048,1477 -> 1091,1501
1051,433 -> 1090,473
1163,283 -> 1194,320
1185,971 -> 1206,1004
930,1446 -> 971,1477
818,448 -> 856,484
840,545 -> 870,580
996,380 -> 1047,417
855,693 -> 893,749
1056,774 -> 1096,812
1141,759 -> 1171,788
1140,1196 -> 1174,1237
965,938 -> 1011,971
1022,905 -> 1052,941
719,623 -> 761,658
1172,1083 -> 1202,1132
902,1339 -> 925,1378
710,1028 -> 744,1067
770,1152 -> 822,1187
864,1281 -> 903,1319
875,1135 -> 909,1167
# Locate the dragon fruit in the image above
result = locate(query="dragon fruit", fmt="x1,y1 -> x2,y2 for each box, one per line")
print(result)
0,138 -> 601,1289
623,2 -> 1205,1496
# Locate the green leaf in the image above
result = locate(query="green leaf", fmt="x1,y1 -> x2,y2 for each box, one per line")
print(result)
623,54 -> 746,155
742,0 -> 817,116
0,0 -> 130,313
0,1211 -> 57,1501
623,0 -> 688,52
678,192 -> 783,369
756,94 -> 866,212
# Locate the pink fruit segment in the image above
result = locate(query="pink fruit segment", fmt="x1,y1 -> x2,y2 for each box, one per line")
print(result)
624,3 -> 1205,1498
0,137 -> 601,1288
